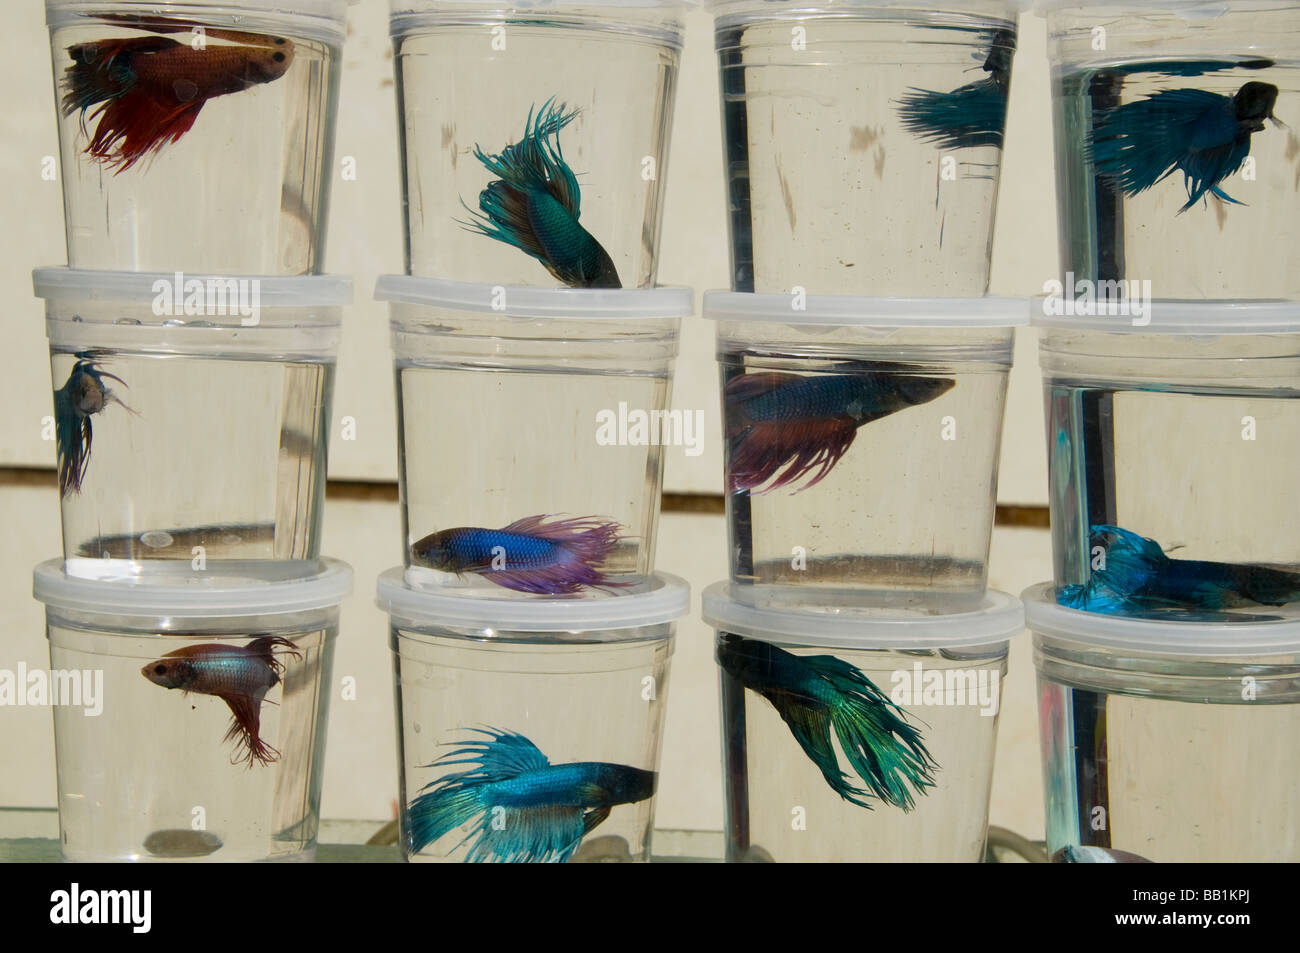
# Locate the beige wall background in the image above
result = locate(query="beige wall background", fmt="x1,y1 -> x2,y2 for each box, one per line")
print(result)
0,3 -> 1057,844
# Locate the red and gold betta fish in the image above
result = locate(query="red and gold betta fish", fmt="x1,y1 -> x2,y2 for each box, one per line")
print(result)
142,636 -> 301,768
61,20 -> 295,172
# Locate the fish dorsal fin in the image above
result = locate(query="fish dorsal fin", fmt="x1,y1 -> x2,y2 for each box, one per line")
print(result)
724,371 -> 802,403
442,728 -> 551,782
499,513 -> 559,537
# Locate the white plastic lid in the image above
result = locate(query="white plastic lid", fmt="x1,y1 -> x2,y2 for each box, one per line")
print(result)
702,582 -> 1024,650
1035,0 -> 1270,11
704,292 -> 1029,328
1023,582 -> 1300,657
34,269 -> 352,309
1033,298 -> 1300,335
393,0 -> 693,11
34,558 -> 354,619
377,569 -> 690,632
376,275 -> 693,319
709,0 -> 1026,12
46,1 -> 352,44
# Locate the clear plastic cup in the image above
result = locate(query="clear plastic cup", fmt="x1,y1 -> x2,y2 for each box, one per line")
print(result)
1026,582 -> 1300,862
708,0 -> 1021,294
378,276 -> 690,598
46,0 -> 347,273
1037,302 -> 1300,622
390,0 -> 687,287
377,569 -> 689,863
707,292 -> 1026,610
1042,1 -> 1300,299
32,558 -> 352,862
703,583 -> 1022,863
35,268 -> 349,581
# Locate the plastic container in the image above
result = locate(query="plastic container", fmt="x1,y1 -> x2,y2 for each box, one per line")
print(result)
32,557 -> 351,862
35,268 -> 349,580
709,0 -> 1020,294
46,0 -> 347,273
377,568 -> 689,863
703,583 -> 1022,863
1041,0 -> 1300,298
707,292 -> 1025,610
390,0 -> 687,287
1037,303 -> 1300,622
378,276 -> 690,597
1026,582 -> 1300,862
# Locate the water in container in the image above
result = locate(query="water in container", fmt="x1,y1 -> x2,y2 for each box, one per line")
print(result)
46,1 -> 344,273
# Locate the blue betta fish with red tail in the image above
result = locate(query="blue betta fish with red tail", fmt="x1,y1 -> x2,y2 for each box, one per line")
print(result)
725,371 -> 955,494
406,728 -> 656,863
460,98 -> 621,288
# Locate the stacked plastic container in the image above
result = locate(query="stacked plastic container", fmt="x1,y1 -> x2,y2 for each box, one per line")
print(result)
1030,1 -> 1300,862
29,0 -> 354,861
374,0 -> 693,863
700,0 -> 1026,862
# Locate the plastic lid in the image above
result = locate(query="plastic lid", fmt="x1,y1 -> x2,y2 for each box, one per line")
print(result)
34,269 -> 352,309
376,569 -> 691,632
393,0 -> 693,11
1023,582 -> 1300,657
1033,298 -> 1300,335
46,1 -> 352,44
1035,0 -> 1270,10
375,275 -> 693,319
704,292 -> 1029,328
709,0 -> 1027,12
34,558 -> 354,619
702,582 -> 1024,650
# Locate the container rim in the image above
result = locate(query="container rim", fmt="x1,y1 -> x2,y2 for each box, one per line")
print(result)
1034,0 -> 1288,11
1033,298 -> 1300,335
707,0 -> 1028,14
1023,582 -> 1300,656
702,582 -> 1024,649
392,0 -> 695,9
377,569 -> 691,631
34,558 -> 354,618
34,268 -> 353,309
45,1 -> 352,43
376,275 -> 694,319
703,292 -> 1030,328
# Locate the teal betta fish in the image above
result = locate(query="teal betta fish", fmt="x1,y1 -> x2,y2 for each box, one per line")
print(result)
897,28 -> 1016,150
406,728 -> 655,862
1054,845 -> 1153,864
460,98 -> 620,288
410,514 -> 626,595
53,353 -> 135,498
1090,80 -> 1283,213
718,634 -> 937,811
1060,525 -> 1300,615
725,371 -> 954,494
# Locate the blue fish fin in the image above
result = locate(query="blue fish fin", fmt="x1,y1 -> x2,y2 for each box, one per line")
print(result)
463,804 -> 588,863
1090,89 -> 1232,198
897,78 -> 1008,150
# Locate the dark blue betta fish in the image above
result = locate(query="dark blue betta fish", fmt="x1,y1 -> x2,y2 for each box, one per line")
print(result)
410,514 -> 626,595
406,728 -> 655,862
460,98 -> 620,288
1059,525 -> 1300,615
896,28 -> 1016,150
1089,80 -> 1283,213
53,353 -> 135,498
725,371 -> 955,494
718,634 -> 937,811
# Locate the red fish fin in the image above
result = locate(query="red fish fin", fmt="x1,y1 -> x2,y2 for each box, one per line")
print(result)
219,691 -> 279,767
725,371 -> 803,404
729,417 -> 859,494
85,90 -> 205,173
61,36 -> 180,115
245,636 -> 302,680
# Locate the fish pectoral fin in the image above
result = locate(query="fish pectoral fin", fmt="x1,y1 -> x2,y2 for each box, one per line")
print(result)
581,804 -> 612,835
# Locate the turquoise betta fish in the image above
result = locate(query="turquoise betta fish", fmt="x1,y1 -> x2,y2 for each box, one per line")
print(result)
897,28 -> 1016,150
406,729 -> 655,863
53,353 -> 135,498
1060,525 -> 1300,615
1090,80 -> 1282,213
1055,845 -> 1153,864
460,98 -> 620,288
718,634 -> 937,811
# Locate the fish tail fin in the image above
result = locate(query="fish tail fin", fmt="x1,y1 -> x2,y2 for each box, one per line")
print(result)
407,785 -> 489,856
490,515 -> 625,594
54,388 -> 92,498
60,39 -> 145,117
896,78 -> 1008,150
220,691 -> 279,768
82,91 -> 206,173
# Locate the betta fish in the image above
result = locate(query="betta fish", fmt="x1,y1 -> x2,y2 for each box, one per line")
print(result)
1089,80 -> 1283,213
459,98 -> 620,288
53,353 -> 135,498
61,24 -> 294,173
1059,525 -> 1300,615
1054,845 -> 1153,864
896,28 -> 1016,150
406,728 -> 655,863
410,514 -> 626,595
725,371 -> 955,494
142,636 -> 301,767
717,634 -> 937,811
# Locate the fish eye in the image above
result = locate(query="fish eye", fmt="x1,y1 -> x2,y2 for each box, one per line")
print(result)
275,38 -> 287,45
273,52 -> 286,63
153,664 -> 167,675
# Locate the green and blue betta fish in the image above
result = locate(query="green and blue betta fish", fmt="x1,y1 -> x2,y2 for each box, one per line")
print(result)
460,98 -> 620,288
897,28 -> 1016,150
725,371 -> 954,494
1089,79 -> 1283,213
406,728 -> 655,863
718,634 -> 937,811
1054,845 -> 1153,864
53,352 -> 134,498
1059,525 -> 1300,615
